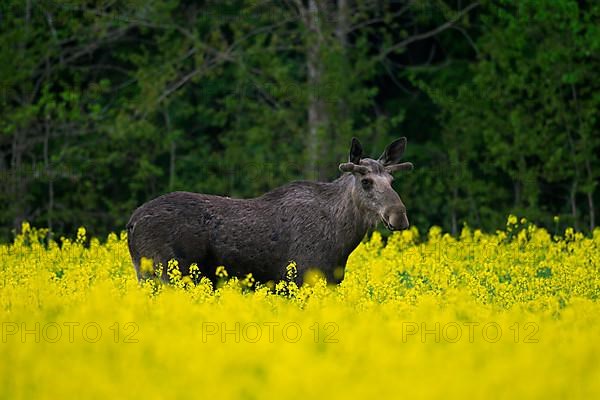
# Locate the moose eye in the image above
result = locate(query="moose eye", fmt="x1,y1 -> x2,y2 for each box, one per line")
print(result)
361,178 -> 373,190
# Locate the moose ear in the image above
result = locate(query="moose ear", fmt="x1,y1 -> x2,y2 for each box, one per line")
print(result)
378,137 -> 407,166
349,137 -> 363,164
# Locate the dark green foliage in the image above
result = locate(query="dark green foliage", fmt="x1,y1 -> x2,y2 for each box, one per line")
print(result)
0,0 -> 598,241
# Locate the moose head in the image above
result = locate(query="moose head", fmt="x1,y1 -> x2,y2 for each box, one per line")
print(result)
339,137 -> 413,231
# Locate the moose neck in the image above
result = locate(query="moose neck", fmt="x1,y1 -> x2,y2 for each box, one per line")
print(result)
329,173 -> 375,256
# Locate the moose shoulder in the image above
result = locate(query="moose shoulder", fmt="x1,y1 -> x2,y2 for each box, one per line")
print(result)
126,137 -> 413,285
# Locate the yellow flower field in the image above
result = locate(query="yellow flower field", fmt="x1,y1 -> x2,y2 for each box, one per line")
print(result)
1,218 -> 599,399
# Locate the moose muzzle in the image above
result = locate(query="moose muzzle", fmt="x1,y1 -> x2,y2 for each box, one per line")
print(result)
383,207 -> 409,231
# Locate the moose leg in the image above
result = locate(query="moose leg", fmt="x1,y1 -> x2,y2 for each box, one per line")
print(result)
291,255 -> 344,285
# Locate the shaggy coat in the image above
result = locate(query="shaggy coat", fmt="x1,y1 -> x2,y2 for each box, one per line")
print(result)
127,137 -> 413,285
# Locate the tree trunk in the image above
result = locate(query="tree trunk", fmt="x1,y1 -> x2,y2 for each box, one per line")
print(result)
44,117 -> 54,237
587,192 -> 595,231
333,0 -> 349,167
570,83 -> 595,231
584,160 -> 595,231
170,141 -> 176,191
11,130 -> 26,233
570,180 -> 578,231
164,109 -> 176,191
305,0 -> 328,181
451,186 -> 458,235
513,180 -> 521,208
336,0 -> 348,47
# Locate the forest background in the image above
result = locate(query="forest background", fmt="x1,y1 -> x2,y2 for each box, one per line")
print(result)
1,0 -> 598,241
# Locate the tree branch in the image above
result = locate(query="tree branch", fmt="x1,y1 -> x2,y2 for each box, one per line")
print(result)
380,2 -> 479,59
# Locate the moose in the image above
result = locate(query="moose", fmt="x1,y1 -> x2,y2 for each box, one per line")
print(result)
126,137 -> 413,285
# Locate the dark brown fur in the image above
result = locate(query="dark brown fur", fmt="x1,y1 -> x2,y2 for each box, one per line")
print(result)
127,137 -> 413,285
